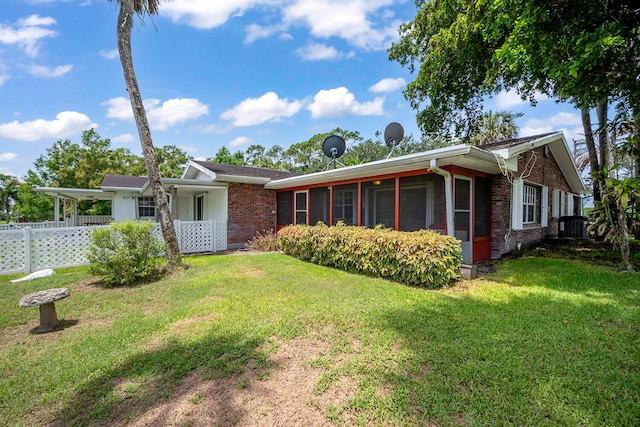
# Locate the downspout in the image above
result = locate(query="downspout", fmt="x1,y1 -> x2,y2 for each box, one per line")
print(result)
429,159 -> 454,237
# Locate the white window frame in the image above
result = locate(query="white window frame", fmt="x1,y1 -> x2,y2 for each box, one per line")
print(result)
137,195 -> 172,220
552,189 -> 565,218
522,184 -> 537,224
137,196 -> 156,220
194,193 -> 207,221
294,190 -> 308,225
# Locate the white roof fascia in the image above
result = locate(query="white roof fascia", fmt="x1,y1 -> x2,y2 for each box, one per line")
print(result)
215,174 -> 272,185
181,160 -> 217,180
34,187 -> 114,200
547,134 -> 588,194
162,178 -> 227,188
101,185 -> 144,192
266,144 -> 500,189
496,132 -> 587,194
504,132 -> 563,158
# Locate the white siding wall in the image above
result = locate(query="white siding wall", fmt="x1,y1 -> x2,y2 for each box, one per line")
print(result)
112,191 -> 137,222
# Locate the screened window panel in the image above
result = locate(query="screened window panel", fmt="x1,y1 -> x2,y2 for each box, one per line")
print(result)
474,177 -> 491,237
333,184 -> 357,225
455,179 -> 471,211
454,211 -> 470,241
400,187 -> 427,231
277,191 -> 293,226
361,179 -> 395,228
309,187 -> 330,225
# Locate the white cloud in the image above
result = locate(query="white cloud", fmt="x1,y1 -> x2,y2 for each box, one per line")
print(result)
0,15 -> 58,57
0,74 -> 9,85
99,49 -> 119,59
112,133 -> 135,143
307,87 -> 384,118
282,0 -> 399,50
103,97 -> 209,131
220,92 -> 302,127
520,112 -> 583,142
494,89 -> 551,109
229,136 -> 252,148
0,152 -> 18,162
146,98 -> 209,130
0,111 -> 96,142
161,0 -> 399,50
369,77 -> 405,93
245,23 -> 286,44
161,0 -> 264,29
27,64 -> 73,78
296,43 -> 339,60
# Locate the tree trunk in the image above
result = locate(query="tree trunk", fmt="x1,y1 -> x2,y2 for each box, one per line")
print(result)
581,106 -> 602,203
116,0 -> 181,267
596,101 -> 612,174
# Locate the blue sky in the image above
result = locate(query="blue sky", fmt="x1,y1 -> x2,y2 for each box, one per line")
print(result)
1,0 -> 585,181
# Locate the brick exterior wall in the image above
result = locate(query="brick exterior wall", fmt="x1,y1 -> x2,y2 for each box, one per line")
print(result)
227,182 -> 276,246
490,146 -> 574,258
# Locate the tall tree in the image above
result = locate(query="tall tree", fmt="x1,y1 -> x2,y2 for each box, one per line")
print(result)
388,0 -> 639,163
0,174 -> 19,223
208,147 -> 246,166
109,0 -> 181,267
471,111 -> 522,145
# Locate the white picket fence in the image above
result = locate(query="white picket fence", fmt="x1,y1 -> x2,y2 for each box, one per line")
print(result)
0,220 -> 227,276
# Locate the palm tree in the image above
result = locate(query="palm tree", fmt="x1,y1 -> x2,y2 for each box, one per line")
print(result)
471,111 -> 523,145
109,0 -> 181,267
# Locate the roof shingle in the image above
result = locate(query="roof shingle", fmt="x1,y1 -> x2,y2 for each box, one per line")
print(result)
193,160 -> 298,180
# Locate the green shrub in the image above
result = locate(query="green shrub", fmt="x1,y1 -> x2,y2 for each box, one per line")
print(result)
277,225 -> 462,288
88,220 -> 165,286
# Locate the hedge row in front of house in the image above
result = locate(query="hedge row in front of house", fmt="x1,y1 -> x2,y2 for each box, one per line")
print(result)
276,224 -> 462,288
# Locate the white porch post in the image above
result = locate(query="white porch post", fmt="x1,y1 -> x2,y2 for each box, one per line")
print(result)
54,197 -> 60,226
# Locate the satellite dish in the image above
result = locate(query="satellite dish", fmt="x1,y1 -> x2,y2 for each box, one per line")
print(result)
384,122 -> 404,148
322,135 -> 346,169
384,122 -> 404,158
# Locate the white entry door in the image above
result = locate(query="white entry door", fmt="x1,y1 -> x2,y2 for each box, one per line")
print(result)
294,191 -> 308,225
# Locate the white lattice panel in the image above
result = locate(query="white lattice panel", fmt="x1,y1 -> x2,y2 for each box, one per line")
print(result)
0,230 -> 26,273
216,222 -> 227,251
180,221 -> 214,253
31,227 -> 94,270
0,221 -> 229,275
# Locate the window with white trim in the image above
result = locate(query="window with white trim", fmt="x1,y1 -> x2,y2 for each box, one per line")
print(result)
523,185 -> 536,223
138,196 -> 155,219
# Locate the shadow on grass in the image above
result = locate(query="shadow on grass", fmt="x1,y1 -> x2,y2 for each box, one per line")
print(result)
49,331 -> 268,426
371,274 -> 640,426
28,319 -> 79,334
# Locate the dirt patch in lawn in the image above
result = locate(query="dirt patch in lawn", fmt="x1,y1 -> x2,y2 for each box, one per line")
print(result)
116,336 -> 357,426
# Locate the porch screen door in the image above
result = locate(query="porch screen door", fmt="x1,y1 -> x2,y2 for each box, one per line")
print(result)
454,177 -> 472,264
294,191 -> 308,225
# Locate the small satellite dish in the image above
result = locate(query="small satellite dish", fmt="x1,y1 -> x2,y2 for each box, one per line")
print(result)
322,135 -> 346,169
384,122 -> 404,158
322,135 -> 346,159
384,122 -> 404,148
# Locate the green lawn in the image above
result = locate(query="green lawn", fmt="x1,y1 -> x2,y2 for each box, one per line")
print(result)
0,253 -> 638,426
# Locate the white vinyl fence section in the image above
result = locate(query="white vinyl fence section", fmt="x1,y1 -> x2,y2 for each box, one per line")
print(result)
0,220 -> 227,276
0,221 -> 62,231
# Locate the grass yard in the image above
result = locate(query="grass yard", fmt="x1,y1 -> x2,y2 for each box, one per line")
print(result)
0,253 -> 638,426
